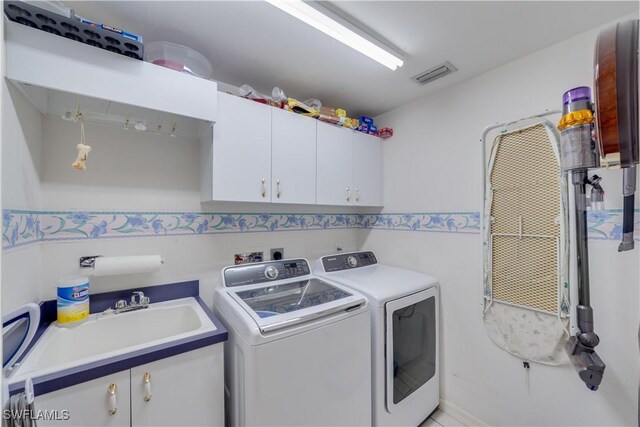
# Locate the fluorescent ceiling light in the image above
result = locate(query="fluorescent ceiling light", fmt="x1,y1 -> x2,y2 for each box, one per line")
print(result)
265,0 -> 403,70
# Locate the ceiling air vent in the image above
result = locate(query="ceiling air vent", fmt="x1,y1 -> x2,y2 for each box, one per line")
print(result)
411,61 -> 457,86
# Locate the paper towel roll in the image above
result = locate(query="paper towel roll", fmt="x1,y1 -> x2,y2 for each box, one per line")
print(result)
93,255 -> 163,277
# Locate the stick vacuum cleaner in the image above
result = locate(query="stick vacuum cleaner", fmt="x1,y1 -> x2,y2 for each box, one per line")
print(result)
557,19 -> 638,391
558,86 -> 606,391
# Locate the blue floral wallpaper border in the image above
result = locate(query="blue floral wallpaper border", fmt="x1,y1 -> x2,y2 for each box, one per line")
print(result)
360,212 -> 481,233
3,209 -> 638,250
2,210 -> 363,250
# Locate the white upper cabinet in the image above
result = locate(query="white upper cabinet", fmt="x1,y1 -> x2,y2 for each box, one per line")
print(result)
317,123 -> 384,207
316,121 -> 354,206
352,132 -> 383,206
4,21 -> 217,123
271,108 -> 317,204
207,92 -> 272,203
202,93 -> 384,207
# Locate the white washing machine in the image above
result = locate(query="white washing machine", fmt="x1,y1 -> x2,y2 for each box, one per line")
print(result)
315,251 -> 439,427
213,258 -> 372,427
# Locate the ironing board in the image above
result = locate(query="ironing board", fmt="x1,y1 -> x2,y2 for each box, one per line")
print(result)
483,120 -> 570,365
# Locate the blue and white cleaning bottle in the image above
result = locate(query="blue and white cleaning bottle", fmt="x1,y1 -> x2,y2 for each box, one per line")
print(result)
57,276 -> 90,326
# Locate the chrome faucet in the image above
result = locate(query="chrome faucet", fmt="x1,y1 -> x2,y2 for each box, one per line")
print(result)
131,291 -> 149,307
108,291 -> 151,314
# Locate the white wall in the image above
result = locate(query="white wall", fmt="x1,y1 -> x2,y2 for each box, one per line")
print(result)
366,14 -> 639,426
1,83 -> 43,313
39,228 -> 357,309
2,84 -> 42,211
34,116 -> 358,307
2,92 -> 359,313
41,116 -> 201,211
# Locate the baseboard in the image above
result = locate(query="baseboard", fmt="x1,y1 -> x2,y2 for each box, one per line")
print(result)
439,399 -> 490,427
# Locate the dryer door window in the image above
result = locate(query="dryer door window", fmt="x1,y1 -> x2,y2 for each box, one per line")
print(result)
385,287 -> 437,411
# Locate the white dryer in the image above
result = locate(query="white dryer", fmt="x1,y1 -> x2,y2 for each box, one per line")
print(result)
315,251 -> 439,427
214,258 -> 372,427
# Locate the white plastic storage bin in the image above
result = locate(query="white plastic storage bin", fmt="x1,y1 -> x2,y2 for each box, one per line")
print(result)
144,41 -> 212,79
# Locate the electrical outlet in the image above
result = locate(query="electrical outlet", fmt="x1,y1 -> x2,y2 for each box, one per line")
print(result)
270,248 -> 284,260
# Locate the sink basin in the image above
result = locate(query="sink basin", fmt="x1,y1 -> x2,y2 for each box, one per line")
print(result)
9,297 -> 216,384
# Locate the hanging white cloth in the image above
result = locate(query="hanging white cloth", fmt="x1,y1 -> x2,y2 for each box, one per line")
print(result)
3,390 -> 37,427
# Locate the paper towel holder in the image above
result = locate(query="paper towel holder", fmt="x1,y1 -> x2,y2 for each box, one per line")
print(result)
80,255 -> 102,269
80,255 -> 166,270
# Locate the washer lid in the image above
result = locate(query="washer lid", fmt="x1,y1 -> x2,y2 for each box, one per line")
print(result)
226,278 -> 366,333
317,264 -> 438,306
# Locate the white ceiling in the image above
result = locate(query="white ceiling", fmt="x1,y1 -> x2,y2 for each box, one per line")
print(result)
72,1 -> 638,117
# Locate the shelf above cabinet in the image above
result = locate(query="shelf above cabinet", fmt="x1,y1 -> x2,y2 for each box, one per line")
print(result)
4,19 -> 218,137
14,82 -> 205,140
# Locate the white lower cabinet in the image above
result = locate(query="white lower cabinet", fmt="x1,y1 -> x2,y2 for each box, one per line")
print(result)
37,370 -> 131,427
131,346 -> 224,427
35,345 -> 224,427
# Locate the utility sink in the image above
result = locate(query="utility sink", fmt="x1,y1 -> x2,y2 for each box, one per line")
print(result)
9,297 -> 217,386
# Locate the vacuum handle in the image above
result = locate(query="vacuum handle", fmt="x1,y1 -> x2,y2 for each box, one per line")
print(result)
618,194 -> 635,251
618,166 -> 636,252
623,194 -> 634,233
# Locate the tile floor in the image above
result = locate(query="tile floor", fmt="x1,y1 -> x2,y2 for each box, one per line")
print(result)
420,409 -> 467,427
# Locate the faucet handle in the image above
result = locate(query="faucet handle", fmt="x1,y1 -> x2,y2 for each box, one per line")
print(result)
115,299 -> 127,310
140,296 -> 150,307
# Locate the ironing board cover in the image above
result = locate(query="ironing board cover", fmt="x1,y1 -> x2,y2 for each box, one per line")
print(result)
483,121 -> 570,365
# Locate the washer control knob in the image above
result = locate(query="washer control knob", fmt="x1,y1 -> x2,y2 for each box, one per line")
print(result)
265,266 -> 279,280
347,256 -> 358,268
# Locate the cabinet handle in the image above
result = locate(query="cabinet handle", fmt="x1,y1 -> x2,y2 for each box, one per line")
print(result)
276,180 -> 281,199
108,383 -> 117,416
143,372 -> 152,402
355,188 -> 360,202
261,178 -> 266,198
346,187 -> 350,202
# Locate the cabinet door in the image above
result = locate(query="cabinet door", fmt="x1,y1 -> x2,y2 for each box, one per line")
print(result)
353,132 -> 383,206
131,345 -> 224,427
36,371 -> 130,427
271,108 -> 317,204
211,92 -> 271,202
316,122 -> 353,206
